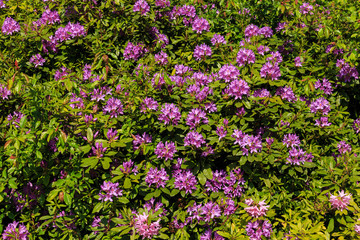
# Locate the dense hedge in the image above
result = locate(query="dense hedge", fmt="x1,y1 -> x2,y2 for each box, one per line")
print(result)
1,0 -> 360,239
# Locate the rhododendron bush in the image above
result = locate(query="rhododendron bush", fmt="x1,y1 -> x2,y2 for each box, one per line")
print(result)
1,0 -> 360,239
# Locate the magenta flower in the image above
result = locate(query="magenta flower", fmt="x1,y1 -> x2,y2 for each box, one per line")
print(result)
218,64 -> 240,82
236,48 -> 256,67
300,2 -> 314,15
173,169 -> 198,194
92,142 -> 107,158
186,108 -> 208,129
246,220 -> 272,240
282,134 -> 300,148
310,97 -> 331,115
201,201 -> 221,222
286,148 -> 313,165
154,50 -> 168,65
98,181 -> 123,202
257,45 -> 270,55
145,167 -> 169,188
30,54 -> 46,68
134,212 -> 161,239
155,0 -> 170,8
184,131 -> 205,148
260,62 -> 281,80
232,129 -> 262,155
154,141 -> 177,161
193,43 -> 212,61
133,132 -> 152,151
275,86 -> 297,102
315,117 -> 331,127
211,33 -> 226,46
337,141 -> 351,155
353,118 -> 360,134
245,199 -> 269,218
2,17 -> 20,35
216,126 -> 227,141
158,103 -> 181,125
226,79 -> 250,100
329,190 -> 352,211
314,78 -> 333,95
124,42 -> 147,61
294,56 -> 303,67
2,221 -> 29,240
259,26 -> 273,38
267,51 -> 283,64
140,97 -> 158,113
192,17 -> 210,34
244,24 -> 259,37
133,0 -> 150,15
0,84 -> 11,100
103,97 -> 124,118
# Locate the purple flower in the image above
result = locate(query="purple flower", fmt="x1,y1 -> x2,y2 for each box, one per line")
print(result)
275,86 -> 297,102
2,221 -> 29,240
91,86 -> 112,102
119,160 -> 139,175
103,97 -> 124,118
54,22 -> 86,42
133,0 -> 150,15
216,126 -> 227,141
145,167 -> 169,188
84,114 -> 97,124
123,42 -> 147,61
42,35 -> 58,54
300,2 -> 314,15
200,229 -> 224,240
133,132 -> 152,151
259,26 -> 273,38
226,79 -> 250,100
39,9 -> 61,25
267,51 -> 283,64
193,43 -> 212,61
186,108 -> 208,129
154,141 -> 177,160
218,64 -> 240,82
98,181 -> 123,202
294,56 -> 303,67
211,33 -> 226,46
107,129 -> 118,142
154,50 -> 168,65
155,33 -> 169,48
155,0 -> 170,8
140,97 -> 158,113
337,141 -> 351,155
192,17 -> 210,34
257,45 -> 270,55
236,48 -> 256,66
244,24 -> 259,37
175,64 -> 192,76
232,130 -> 262,155
253,88 -> 271,98
310,97 -> 331,115
2,17 -> 20,35
329,190 -> 351,211
286,148 -> 313,165
283,134 -> 300,148
246,220 -> 272,240
7,111 -> 26,128
353,118 -> 360,134
134,212 -> 161,239
29,54 -> 46,68
54,67 -> 70,81
314,78 -> 333,95
315,117 -> 331,127
204,102 -> 217,113
0,0 -> 6,8
276,22 -> 287,32
173,169 -> 198,194
245,199 -> 269,218
158,103 -> 181,125
92,142 -> 107,158
201,201 -> 221,222
260,62 -> 281,80
337,62 -> 359,82
184,131 -> 205,148
0,84 -> 11,100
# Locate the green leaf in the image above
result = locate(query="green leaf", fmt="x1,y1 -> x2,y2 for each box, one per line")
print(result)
8,177 -> 17,189
118,197 -> 129,204
144,192 -> 154,201
327,218 -> 334,232
124,178 -> 132,189
203,169 -> 213,179
87,128 -> 93,142
64,192 -> 72,205
198,173 -> 206,185
92,202 -> 103,213
101,157 -> 112,170
81,157 -> 99,168
47,189 -> 61,202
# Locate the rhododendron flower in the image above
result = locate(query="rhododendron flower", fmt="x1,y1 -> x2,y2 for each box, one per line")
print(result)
2,17 -> 20,35
173,169 -> 198,194
218,64 -> 240,82
30,54 -> 46,68
145,167 -> 169,188
283,134 -> 300,148
103,97 -> 124,118
310,97 -> 331,115
184,131 -> 205,148
236,48 -> 256,66
315,117 -> 331,127
226,79 -> 250,100
244,24 -> 259,37
300,2 -> 314,15
245,199 -> 269,218
260,62 -> 281,80
158,103 -> 181,125
294,56 -> 303,67
211,33 -> 226,46
186,108 -> 208,129
154,141 -> 177,160
337,141 -> 351,155
192,17 -> 210,34
314,78 -> 333,95
2,221 -> 29,240
134,212 -> 161,239
329,190 -> 351,211
193,44 -> 212,61
354,118 -> 360,134
232,129 -> 262,155
246,220 -> 272,240
98,181 -> 123,202
133,0 -> 150,15
0,84 -> 11,100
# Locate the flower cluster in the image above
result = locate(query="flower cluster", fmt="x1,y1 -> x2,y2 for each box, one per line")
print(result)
232,129 -> 262,155
245,199 -> 269,218
315,117 -> 331,127
286,147 -> 313,165
193,43 -> 212,61
145,167 -> 169,188
260,62 -> 281,80
246,220 -> 272,240
140,97 -> 158,113
283,134 -> 300,148
173,169 -> 198,194
154,50 -> 168,65
29,54 -> 46,68
124,42 -> 147,61
158,103 -> 181,125
257,45 -> 270,55
2,17 -> 20,35
275,86 -> 297,102
98,181 -> 123,202
329,190 -> 352,211
336,61 -> 359,82
133,132 -> 152,151
92,142 -> 107,158
103,97 -> 124,118
192,17 -> 210,34
244,24 -> 259,37
154,141 -> 177,160
2,221 -> 29,240
354,118 -> 360,134
294,57 -> 303,67
134,212 -> 161,239
184,131 -> 206,148
186,108 -> 208,129
236,48 -> 256,67
310,97 -> 331,115
211,33 -> 226,46
33,9 -> 60,26
0,84 -> 11,100
205,169 -> 245,198
337,141 -> 351,155
218,64 -> 240,82
300,2 -> 314,15
54,22 -> 86,42
314,78 -> 333,95
133,0 -> 150,15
